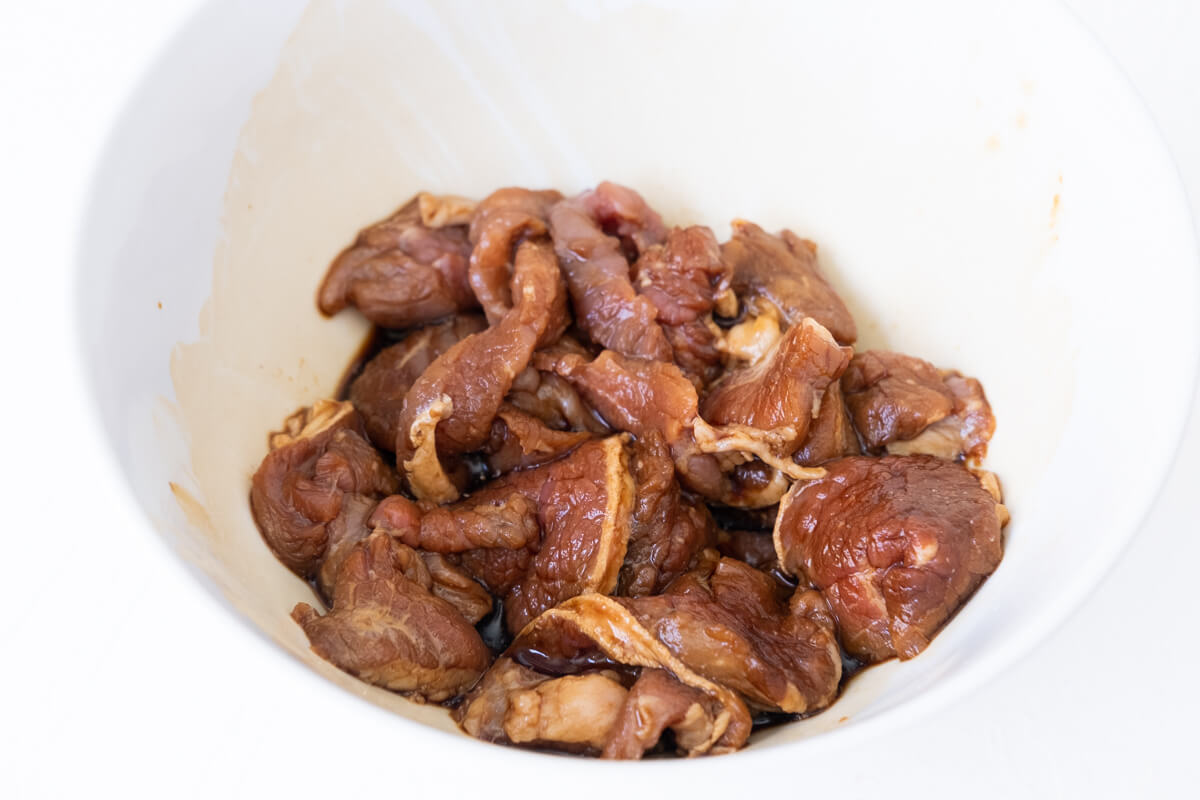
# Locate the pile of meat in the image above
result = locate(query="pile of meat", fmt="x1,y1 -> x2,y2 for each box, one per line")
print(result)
250,184 -> 1009,758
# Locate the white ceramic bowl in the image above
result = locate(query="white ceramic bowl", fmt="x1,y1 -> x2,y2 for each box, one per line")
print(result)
75,0 -> 1199,775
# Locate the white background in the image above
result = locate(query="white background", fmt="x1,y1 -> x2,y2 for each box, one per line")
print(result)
1,1 -> 1197,797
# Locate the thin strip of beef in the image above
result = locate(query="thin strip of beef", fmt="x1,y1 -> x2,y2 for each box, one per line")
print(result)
468,187 -> 563,327
317,196 -> 478,328
549,184 -> 672,360
292,532 -> 491,702
251,400 -> 397,577
721,220 -> 857,344
773,455 -> 1006,661
394,239 -> 565,501
347,314 -> 486,451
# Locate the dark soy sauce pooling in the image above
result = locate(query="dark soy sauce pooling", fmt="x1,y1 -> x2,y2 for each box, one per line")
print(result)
476,599 -> 513,655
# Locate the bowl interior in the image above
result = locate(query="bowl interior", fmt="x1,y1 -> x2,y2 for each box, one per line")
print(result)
76,0 -> 1199,757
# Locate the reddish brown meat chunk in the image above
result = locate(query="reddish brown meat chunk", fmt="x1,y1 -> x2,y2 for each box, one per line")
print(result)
348,315 -> 486,451
292,532 -> 491,701
251,401 -> 397,577
458,658 -> 629,754
632,226 -> 731,386
541,347 -> 824,507
504,435 -> 634,632
886,372 -> 996,462
842,350 -> 955,450
626,557 -> 842,714
774,455 -> 1006,661
619,432 -> 716,596
417,551 -> 494,625
460,593 -> 751,757
317,197 -> 477,328
468,188 -> 563,326
793,381 -> 861,466
549,184 -> 672,360
314,493 -> 377,602
701,317 -> 852,454
374,437 -> 635,633
722,220 -> 857,344
602,669 -> 719,759
842,352 -> 995,461
370,489 -> 541,554
395,239 -> 566,501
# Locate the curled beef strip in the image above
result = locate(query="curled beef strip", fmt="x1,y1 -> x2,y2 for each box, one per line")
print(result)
468,188 -> 563,327
842,351 -> 995,461
348,314 -> 487,452
457,593 -> 751,758
251,400 -> 397,577
774,455 -> 1007,661
292,532 -> 491,701
549,183 -> 673,360
632,225 -> 732,387
722,220 -> 857,345
395,239 -> 566,502
372,436 -> 636,633
317,196 -> 478,328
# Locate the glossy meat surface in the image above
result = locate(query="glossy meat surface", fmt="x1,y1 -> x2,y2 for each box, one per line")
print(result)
626,557 -> 842,713
774,455 -> 1005,661
348,315 -> 486,451
722,220 -> 857,344
318,197 -> 477,328
468,188 -> 563,325
292,532 -> 490,701
619,432 -> 716,596
470,593 -> 752,757
549,184 -> 673,360
250,401 -> 397,577
701,317 -> 852,454
632,225 -> 731,385
793,381 -> 861,466
394,239 -> 565,500
373,436 -> 635,633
